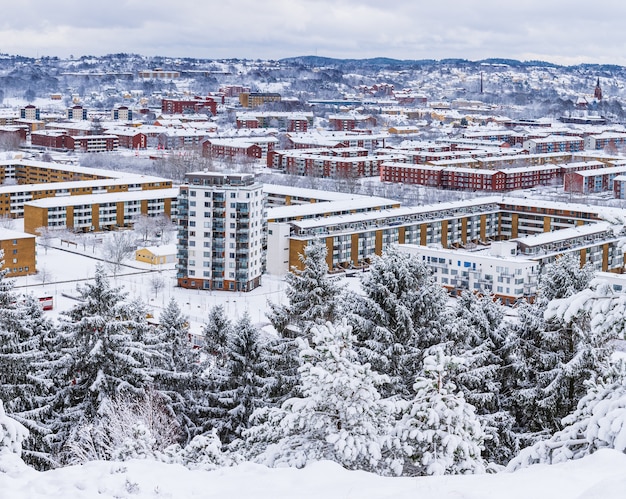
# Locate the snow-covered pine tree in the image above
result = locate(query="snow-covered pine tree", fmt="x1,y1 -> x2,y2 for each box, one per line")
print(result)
245,320 -> 392,474
536,253 -> 596,306
449,291 -> 515,464
502,254 -> 599,442
267,237 -> 342,338
0,294 -> 57,469
0,399 -> 29,457
348,246 -> 450,397
209,312 -> 270,444
386,348 -> 486,476
203,304 -> 232,363
152,298 -> 204,443
47,264 -> 155,463
0,250 -> 15,308
508,358 -> 626,470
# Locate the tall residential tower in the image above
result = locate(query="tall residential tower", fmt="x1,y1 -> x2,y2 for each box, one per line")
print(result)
176,172 -> 264,292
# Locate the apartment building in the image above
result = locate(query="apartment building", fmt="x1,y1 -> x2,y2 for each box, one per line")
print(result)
202,137 -> 277,160
161,98 -> 217,116
23,188 -> 178,234
238,92 -> 281,108
111,106 -> 133,121
563,165 -> 626,194
20,105 -> 40,120
266,197 -> 624,287
0,159 -> 172,218
0,228 -> 36,277
31,130 -> 75,150
236,111 -> 313,131
73,135 -> 119,153
524,135 -> 585,154
176,172 -> 264,292
67,105 -> 88,120
585,132 -> 626,151
138,69 -> 180,79
399,242 -> 540,305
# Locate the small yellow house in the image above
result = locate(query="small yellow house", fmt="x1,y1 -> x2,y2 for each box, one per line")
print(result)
135,244 -> 176,265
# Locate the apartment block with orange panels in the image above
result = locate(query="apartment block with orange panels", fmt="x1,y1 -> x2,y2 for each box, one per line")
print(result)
0,228 -> 36,277
23,188 -> 178,234
0,159 -> 172,218
266,197 -> 623,279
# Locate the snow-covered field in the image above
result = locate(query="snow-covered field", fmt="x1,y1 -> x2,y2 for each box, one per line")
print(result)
11,234 -> 289,336
1,449 -> 625,499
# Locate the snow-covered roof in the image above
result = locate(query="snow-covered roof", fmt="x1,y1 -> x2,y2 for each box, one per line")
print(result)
267,197 -> 399,221
0,227 -> 35,241
512,221 -> 618,248
568,165 -> 626,178
24,187 -> 179,208
137,243 -> 177,256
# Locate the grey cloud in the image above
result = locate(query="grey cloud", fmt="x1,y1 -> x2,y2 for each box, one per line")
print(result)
0,0 -> 625,64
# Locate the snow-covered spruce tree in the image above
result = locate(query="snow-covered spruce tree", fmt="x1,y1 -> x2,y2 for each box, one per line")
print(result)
536,253 -> 596,306
501,254 -> 599,442
266,238 -> 344,406
347,246 -> 451,397
0,399 -> 29,457
47,264 -> 155,463
151,298 -> 204,443
386,348 -> 486,476
508,358 -> 626,470
208,312 -> 270,444
203,304 -> 232,363
0,294 -> 57,469
267,237 -> 342,338
245,320 -> 392,474
449,291 -> 515,465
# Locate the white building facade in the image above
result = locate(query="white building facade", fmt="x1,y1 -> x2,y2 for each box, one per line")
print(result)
176,172 -> 265,292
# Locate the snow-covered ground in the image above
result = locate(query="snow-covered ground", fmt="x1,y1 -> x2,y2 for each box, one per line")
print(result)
11,234 -> 290,336
1,449 -> 625,499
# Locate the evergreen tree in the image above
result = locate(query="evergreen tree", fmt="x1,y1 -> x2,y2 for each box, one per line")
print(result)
449,291 -> 515,464
152,298 -> 204,443
0,294 -> 56,468
0,399 -> 29,457
47,264 -> 155,462
508,358 -> 626,470
268,238 -> 342,338
203,304 -> 232,362
386,348 -> 486,476
209,312 -> 270,443
502,254 -> 601,442
348,246 -> 450,397
245,320 -> 392,474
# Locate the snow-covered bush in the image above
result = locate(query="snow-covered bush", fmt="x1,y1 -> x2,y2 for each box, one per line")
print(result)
161,430 -> 233,470
0,400 -> 29,456
63,391 -> 179,464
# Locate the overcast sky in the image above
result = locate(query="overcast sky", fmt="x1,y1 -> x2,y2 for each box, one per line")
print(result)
0,0 -> 623,65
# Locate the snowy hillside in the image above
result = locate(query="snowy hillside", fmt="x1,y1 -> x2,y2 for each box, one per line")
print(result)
1,450 -> 625,499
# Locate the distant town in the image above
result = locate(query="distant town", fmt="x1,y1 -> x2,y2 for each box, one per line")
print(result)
1,54 -> 626,304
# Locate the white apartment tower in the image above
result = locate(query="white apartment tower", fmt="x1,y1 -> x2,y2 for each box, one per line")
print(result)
176,172 -> 264,292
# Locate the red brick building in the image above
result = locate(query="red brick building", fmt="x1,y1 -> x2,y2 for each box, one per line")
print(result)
31,130 -> 75,150
161,97 -> 217,116
112,130 -> 147,149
